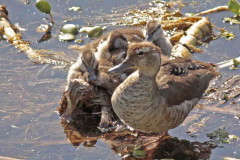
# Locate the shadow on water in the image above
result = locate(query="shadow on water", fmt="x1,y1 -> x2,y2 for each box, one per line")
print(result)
0,0 -> 239,159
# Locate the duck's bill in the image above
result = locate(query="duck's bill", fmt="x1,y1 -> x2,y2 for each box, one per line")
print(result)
146,34 -> 153,42
86,67 -> 97,81
108,61 -> 133,74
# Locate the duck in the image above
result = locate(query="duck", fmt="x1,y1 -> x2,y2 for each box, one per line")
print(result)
109,42 -> 217,133
67,45 -> 98,83
144,20 -> 173,57
89,31 -> 129,92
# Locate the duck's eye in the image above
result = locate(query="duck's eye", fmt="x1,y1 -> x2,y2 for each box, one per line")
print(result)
137,51 -> 144,56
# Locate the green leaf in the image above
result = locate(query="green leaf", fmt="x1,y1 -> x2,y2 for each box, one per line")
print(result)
233,59 -> 240,67
36,0 -> 51,14
79,26 -> 105,37
61,24 -> 78,35
228,0 -> 240,15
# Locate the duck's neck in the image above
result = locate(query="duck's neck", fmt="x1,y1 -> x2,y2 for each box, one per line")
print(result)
153,35 -> 172,57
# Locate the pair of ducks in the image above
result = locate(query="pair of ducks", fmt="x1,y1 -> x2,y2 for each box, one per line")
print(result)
66,21 -> 217,134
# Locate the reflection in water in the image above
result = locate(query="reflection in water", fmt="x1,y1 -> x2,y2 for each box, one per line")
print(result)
60,118 -> 217,160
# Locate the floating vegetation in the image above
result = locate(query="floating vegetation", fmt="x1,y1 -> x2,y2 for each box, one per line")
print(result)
207,128 -> 239,145
228,0 -> 240,15
58,24 -> 79,41
68,6 -> 82,12
220,31 -> 235,40
36,24 -> 50,32
61,24 -> 78,35
79,26 -> 106,37
230,59 -> 240,70
223,0 -> 240,25
58,33 -> 76,41
223,16 -> 240,25
75,39 -> 84,43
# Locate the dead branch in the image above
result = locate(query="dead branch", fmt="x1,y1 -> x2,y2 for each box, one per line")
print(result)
195,6 -> 229,16
0,156 -> 24,160
217,56 -> 240,69
171,17 -> 212,58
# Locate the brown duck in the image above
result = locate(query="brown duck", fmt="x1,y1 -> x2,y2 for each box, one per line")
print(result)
109,42 -> 217,133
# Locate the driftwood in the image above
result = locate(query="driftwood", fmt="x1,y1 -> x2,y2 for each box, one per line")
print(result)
0,156 -> 24,160
171,17 -> 212,59
217,56 -> 240,69
195,6 -> 229,16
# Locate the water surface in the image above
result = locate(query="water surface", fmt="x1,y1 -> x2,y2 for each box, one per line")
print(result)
0,0 -> 239,159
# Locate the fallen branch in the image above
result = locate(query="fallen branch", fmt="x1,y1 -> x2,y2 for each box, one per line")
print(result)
171,17 -> 212,58
0,156 -> 24,160
195,6 -> 229,16
217,56 -> 240,69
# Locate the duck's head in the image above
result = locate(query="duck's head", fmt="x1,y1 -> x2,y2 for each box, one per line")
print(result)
108,31 -> 128,52
109,42 -> 162,76
79,48 -> 98,81
144,20 -> 164,42
95,31 -> 128,61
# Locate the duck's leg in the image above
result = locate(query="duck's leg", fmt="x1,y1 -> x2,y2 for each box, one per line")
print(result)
91,89 -> 114,132
98,106 -> 113,132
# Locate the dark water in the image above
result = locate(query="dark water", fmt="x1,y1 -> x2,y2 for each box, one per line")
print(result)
0,0 -> 239,159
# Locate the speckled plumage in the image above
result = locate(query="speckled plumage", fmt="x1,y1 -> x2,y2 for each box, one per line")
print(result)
110,42 -> 217,133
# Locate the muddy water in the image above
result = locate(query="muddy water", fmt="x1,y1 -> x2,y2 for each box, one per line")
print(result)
0,0 -> 239,159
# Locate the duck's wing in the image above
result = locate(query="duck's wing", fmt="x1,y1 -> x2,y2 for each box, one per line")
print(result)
157,59 -> 218,106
